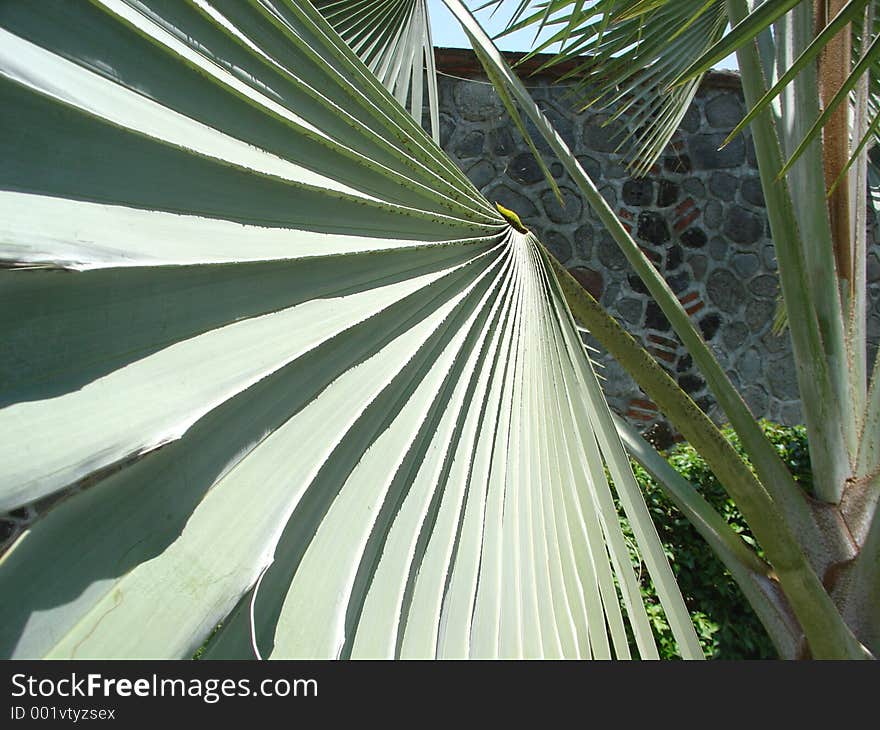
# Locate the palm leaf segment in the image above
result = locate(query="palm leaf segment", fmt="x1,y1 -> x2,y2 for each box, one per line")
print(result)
0,0 -> 699,659
314,0 -> 441,142
489,0 -> 729,176
490,1 -> 879,181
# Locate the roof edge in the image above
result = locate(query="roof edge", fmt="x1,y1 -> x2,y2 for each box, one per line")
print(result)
433,47 -> 743,92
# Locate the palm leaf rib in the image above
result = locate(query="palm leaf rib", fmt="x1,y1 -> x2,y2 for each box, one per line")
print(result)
0,0 -> 699,659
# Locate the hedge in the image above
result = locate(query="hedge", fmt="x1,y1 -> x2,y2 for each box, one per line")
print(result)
620,420 -> 812,660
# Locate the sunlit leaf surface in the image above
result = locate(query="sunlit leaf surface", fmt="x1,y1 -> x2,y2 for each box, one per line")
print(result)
315,0 -> 440,141
0,0 -> 698,659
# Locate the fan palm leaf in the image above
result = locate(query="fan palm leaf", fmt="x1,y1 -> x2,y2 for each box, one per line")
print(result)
0,0 -> 700,659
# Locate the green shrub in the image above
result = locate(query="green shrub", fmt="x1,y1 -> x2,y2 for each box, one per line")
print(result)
620,420 -> 812,659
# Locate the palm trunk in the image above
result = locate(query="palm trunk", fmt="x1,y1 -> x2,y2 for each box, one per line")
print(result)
817,0 -> 854,293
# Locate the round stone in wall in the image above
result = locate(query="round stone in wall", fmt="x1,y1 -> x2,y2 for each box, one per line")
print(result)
454,80 -> 504,121
683,177 -> 705,198
628,273 -> 648,294
605,159 -> 629,178
733,252 -> 760,278
644,300 -> 671,331
761,329 -> 789,354
709,171 -> 739,200
574,224 -> 594,259
704,92 -> 746,129
490,126 -> 515,156
532,104 -> 575,149
688,253 -> 708,280
664,154 -> 692,173
465,160 -> 495,190
598,359 -> 637,399
699,312 -> 722,340
723,205 -> 763,244
678,373 -> 705,395
745,299 -> 775,332
617,297 -> 644,325
722,321 -> 749,350
507,151 -> 545,185
582,115 -> 626,153
542,229 -> 573,263
704,199 -> 724,229
690,132 -> 745,169
622,179 -> 654,206
657,180 -> 679,207
602,282 -> 621,307
709,235 -> 727,260
726,369 -> 741,388
542,187 -> 583,224
867,312 -> 880,341
637,211 -> 670,244
741,384 -> 769,417
599,185 -> 617,208
741,176 -> 765,207
680,104 -> 702,133
706,268 -> 747,313
597,232 -> 629,271
746,133 -> 758,167
768,358 -> 800,400
667,271 -> 690,294
455,130 -> 485,159
761,244 -> 778,271
680,227 -> 707,249
748,274 -> 779,300
736,348 -> 762,383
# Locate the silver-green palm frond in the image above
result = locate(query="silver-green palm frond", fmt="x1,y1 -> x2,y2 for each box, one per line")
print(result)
465,0 -> 880,659
314,0 -> 440,142
0,0 -> 699,659
485,1 -> 879,179
484,0 -> 730,175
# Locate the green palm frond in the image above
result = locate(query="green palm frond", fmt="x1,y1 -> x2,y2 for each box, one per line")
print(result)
484,0 -> 729,175
0,0 -> 700,659
315,0 -> 440,142
678,0 -> 879,186
486,1 -> 878,179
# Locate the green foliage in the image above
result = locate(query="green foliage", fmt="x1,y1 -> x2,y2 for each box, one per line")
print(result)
621,420 -> 813,659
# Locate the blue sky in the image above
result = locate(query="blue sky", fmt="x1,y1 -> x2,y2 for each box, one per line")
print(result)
427,0 -> 738,70
428,0 -> 561,52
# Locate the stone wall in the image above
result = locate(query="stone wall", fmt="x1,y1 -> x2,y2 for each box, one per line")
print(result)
433,49 -> 880,433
